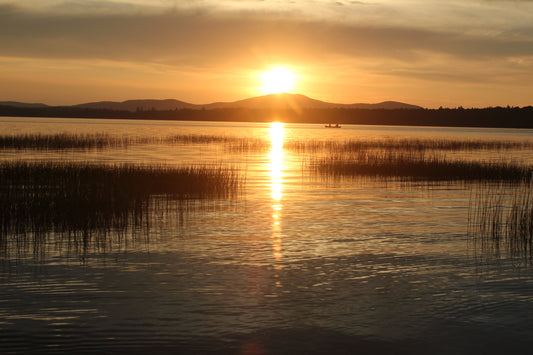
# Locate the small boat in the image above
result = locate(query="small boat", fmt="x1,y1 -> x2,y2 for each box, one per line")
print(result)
325,123 -> 341,128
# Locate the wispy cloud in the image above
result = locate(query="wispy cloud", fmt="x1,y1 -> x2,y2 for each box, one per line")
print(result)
2,2 -> 533,64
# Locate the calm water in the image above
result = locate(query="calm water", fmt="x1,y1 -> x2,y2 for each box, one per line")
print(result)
1,117 -> 533,354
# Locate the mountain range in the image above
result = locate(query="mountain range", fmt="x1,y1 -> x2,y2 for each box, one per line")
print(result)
0,93 -> 423,111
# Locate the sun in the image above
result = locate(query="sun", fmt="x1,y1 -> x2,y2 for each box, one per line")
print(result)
259,66 -> 297,95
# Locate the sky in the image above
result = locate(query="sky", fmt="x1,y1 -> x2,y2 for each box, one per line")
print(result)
1,0 -> 533,108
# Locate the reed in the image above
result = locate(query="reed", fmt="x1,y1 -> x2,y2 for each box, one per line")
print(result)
0,132 -> 269,150
309,151 -> 533,182
0,161 -> 242,259
468,181 -> 533,261
0,133 -> 131,150
164,134 -> 269,152
285,138 -> 533,154
5,133 -> 529,155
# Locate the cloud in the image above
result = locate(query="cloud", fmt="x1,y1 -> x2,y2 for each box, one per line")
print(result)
48,0 -> 138,13
1,2 -> 533,68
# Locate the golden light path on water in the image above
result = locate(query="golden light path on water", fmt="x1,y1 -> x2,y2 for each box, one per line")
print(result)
269,122 -> 284,282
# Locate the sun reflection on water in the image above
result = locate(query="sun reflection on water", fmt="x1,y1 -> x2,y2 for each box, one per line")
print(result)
269,122 -> 284,272
269,122 -> 284,202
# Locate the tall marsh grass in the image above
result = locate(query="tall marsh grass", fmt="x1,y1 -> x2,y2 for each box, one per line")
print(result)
285,138 -> 533,154
0,132 -> 269,151
468,182 -> 533,261
4,133 -> 530,154
309,151 -> 533,182
0,161 -> 242,259
0,133 -> 130,150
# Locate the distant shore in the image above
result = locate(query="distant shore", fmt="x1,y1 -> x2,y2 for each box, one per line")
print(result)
1,105 -> 533,129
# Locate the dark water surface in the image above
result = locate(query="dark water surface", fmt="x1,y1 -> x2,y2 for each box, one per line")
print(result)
1,117 -> 533,354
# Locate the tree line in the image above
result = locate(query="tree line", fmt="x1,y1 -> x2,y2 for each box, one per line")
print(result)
1,105 -> 532,128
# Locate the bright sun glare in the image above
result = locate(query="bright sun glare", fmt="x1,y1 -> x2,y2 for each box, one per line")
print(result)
260,66 -> 296,95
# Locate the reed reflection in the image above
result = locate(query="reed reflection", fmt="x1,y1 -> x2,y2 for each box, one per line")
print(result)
269,122 -> 284,274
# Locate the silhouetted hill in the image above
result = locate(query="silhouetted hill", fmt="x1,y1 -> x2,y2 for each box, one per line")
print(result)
206,94 -> 422,110
74,99 -> 197,111
205,93 -> 339,109
13,93 -> 418,111
347,101 -> 422,110
0,101 -> 49,108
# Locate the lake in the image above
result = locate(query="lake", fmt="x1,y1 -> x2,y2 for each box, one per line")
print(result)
1,117 -> 533,354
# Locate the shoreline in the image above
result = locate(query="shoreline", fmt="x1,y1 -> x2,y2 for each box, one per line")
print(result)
2,105 -> 533,129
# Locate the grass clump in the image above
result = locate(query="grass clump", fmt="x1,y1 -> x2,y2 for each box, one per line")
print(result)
0,161 -> 242,258
2,134 -> 531,155
309,151 -> 533,183
286,138 -> 533,154
0,133 -> 130,150
468,182 -> 533,261
0,132 -> 270,151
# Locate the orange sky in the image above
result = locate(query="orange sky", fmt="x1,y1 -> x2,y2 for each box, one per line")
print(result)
1,0 -> 533,108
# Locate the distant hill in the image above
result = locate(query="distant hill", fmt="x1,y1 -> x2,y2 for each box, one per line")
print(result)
0,101 -> 49,108
347,101 -> 423,110
206,94 -> 423,110
1,94 -> 423,111
205,93 -> 339,110
74,99 -> 198,111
